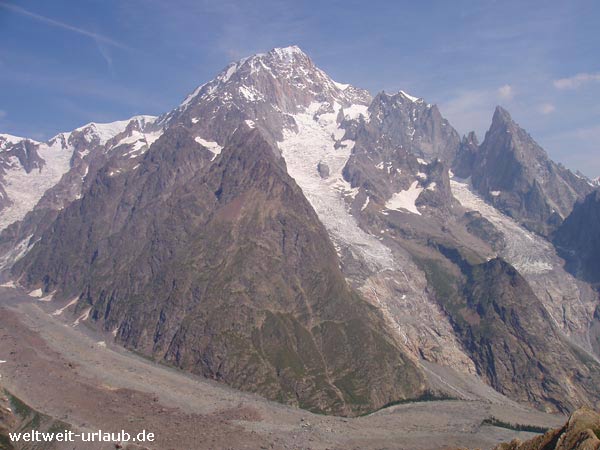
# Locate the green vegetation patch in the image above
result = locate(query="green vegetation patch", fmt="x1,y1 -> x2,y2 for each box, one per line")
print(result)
482,416 -> 549,434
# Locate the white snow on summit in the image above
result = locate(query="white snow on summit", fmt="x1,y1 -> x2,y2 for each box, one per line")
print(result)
0,116 -> 157,232
399,90 -> 421,103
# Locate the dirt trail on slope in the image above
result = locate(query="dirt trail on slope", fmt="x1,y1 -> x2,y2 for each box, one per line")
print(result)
0,287 -> 563,449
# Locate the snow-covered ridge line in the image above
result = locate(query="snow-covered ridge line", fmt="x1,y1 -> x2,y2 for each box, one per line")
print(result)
72,115 -> 157,146
0,115 -> 158,233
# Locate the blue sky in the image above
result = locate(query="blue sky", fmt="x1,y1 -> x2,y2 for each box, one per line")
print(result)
1,0 -> 599,176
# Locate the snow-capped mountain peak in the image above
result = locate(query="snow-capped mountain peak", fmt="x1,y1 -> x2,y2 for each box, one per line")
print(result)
174,46 -> 371,116
72,115 -> 158,147
398,90 -> 422,103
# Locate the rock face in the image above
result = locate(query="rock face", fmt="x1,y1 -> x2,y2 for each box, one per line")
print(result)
362,91 -> 461,163
14,125 -> 425,416
452,131 -> 479,179
493,407 -> 600,450
449,258 -> 600,413
454,107 -> 592,236
554,189 -> 600,286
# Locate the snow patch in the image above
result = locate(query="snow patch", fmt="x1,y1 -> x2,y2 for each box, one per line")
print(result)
385,181 -> 424,215
342,104 -> 369,121
194,137 -> 223,160
52,298 -> 78,316
399,90 -> 421,103
361,196 -> 370,211
39,292 -> 55,302
28,288 -> 43,298
73,307 -> 91,326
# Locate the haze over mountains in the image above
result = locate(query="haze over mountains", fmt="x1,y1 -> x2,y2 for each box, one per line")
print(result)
1,46 -> 599,419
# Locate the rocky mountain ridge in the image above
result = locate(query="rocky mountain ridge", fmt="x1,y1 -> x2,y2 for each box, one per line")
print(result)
1,45 -> 599,417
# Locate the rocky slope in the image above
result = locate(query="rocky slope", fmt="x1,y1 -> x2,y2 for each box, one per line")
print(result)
454,107 -> 592,236
493,407 -> 600,450
433,256 -> 600,413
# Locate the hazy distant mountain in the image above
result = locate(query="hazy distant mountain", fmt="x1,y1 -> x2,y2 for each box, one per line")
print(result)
554,189 -> 600,286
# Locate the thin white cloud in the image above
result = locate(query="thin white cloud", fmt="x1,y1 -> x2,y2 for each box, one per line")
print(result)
538,103 -> 556,114
497,84 -> 514,100
0,1 -> 130,50
0,110 -> 6,119
553,72 -> 600,90
94,37 -> 115,75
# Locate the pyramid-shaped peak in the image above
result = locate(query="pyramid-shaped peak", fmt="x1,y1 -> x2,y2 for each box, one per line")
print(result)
268,45 -> 308,59
492,105 -> 513,126
463,131 -> 479,145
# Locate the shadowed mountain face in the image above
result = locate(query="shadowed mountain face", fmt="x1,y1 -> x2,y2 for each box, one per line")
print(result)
454,107 -> 592,236
13,125 -> 425,416
554,189 -> 600,286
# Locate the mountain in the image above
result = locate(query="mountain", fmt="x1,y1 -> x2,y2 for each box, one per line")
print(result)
2,45 -> 600,418
11,52 -> 426,416
453,107 -> 592,236
554,189 -> 600,286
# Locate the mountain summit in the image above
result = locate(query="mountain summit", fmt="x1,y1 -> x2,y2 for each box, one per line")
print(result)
453,106 -> 592,235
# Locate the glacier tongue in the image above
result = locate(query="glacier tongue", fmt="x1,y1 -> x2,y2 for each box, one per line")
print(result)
279,102 -> 394,272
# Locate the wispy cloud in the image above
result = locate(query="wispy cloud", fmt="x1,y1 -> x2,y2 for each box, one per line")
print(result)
497,84 -> 514,100
0,1 -> 130,50
93,37 -> 115,75
553,72 -> 600,90
0,110 -> 6,119
538,103 -> 556,114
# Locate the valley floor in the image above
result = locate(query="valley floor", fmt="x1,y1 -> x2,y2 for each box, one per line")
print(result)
0,287 -> 564,450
